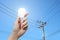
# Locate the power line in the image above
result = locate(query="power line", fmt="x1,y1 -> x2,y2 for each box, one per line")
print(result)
0,8 -> 15,18
36,1 -> 60,39
36,0 -> 60,25
0,6 -> 16,18
47,9 -> 60,23
0,6 -> 36,27
0,3 -> 38,39
0,2 -> 35,22
1,3 -> 38,30
44,0 -> 60,22
0,2 -> 36,26
0,1 -> 60,40
47,29 -> 60,37
0,2 -> 17,13
36,10 -> 60,40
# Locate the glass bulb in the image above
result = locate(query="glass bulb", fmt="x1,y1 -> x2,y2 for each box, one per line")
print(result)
18,8 -> 27,18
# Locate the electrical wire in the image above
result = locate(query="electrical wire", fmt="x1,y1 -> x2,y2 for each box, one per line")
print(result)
47,29 -> 60,37
0,2 -> 17,13
36,0 -> 60,39
45,0 -> 60,22
0,2 -> 36,26
0,2 -> 38,40
0,1 -> 60,40
0,8 -> 15,18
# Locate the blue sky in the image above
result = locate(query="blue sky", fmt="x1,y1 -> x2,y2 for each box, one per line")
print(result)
0,0 -> 60,40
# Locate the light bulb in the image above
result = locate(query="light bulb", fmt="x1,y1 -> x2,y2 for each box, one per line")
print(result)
18,8 -> 27,18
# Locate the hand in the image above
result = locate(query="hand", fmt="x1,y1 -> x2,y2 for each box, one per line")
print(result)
8,14 -> 28,40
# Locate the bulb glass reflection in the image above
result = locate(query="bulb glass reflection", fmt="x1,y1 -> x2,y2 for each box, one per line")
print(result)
18,8 -> 27,18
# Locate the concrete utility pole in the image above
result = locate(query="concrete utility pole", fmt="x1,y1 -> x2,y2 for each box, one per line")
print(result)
40,21 -> 46,40
37,18 -> 46,40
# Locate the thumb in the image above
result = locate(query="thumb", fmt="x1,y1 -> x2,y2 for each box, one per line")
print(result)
18,17 -> 22,29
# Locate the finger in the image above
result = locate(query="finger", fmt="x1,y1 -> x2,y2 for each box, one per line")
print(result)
23,24 -> 28,30
22,17 -> 27,23
14,17 -> 21,31
22,21 -> 28,28
18,18 -> 22,29
24,13 -> 28,17
16,17 -> 22,29
15,17 -> 20,23
18,18 -> 21,24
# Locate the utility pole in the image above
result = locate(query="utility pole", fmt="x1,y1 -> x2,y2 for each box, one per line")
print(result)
40,21 -> 46,40
37,18 -> 46,40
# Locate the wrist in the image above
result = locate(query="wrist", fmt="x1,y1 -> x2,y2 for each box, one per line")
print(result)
8,32 -> 18,40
